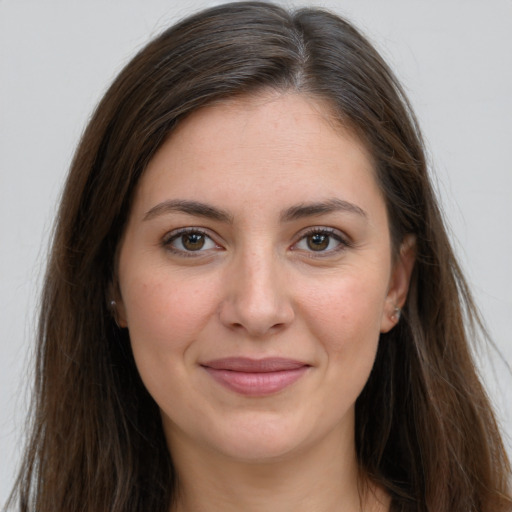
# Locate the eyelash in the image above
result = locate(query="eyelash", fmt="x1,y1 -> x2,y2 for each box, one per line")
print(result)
162,228 -> 220,257
161,227 -> 351,257
293,227 -> 351,257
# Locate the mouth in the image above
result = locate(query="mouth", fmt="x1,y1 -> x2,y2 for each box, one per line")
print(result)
200,357 -> 310,396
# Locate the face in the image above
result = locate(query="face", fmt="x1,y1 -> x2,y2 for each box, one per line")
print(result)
116,93 -> 413,463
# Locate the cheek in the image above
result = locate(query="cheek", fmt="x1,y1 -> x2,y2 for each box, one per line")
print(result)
121,270 -> 222,410
121,269 -> 219,358
298,269 -> 387,369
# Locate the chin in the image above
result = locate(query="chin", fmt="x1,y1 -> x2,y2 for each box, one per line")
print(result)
200,410 -> 324,463
216,436 -> 304,463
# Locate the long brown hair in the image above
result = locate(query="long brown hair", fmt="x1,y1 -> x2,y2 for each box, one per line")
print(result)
7,2 -> 511,511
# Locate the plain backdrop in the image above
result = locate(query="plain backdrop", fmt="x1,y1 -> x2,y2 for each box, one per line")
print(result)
1,0 -> 511,503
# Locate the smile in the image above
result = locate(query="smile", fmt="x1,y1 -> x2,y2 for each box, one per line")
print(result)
201,357 -> 310,396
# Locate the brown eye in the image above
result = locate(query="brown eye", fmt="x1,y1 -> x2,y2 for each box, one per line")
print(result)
182,233 -> 206,251
293,228 -> 347,255
307,233 -> 329,251
164,229 -> 218,254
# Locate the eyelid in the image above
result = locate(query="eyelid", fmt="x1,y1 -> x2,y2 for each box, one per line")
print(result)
160,225 -> 352,258
161,227 -> 223,255
291,226 -> 352,255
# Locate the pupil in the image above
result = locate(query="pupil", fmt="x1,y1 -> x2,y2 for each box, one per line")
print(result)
308,233 -> 329,251
183,233 -> 205,250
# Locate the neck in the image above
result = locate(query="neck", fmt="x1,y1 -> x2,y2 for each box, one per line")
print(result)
168,425 -> 389,512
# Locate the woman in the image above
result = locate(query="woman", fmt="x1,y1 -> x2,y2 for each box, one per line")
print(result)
6,2 -> 511,511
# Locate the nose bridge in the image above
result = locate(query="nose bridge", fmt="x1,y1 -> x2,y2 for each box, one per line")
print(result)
219,239 -> 293,336
241,246 -> 278,307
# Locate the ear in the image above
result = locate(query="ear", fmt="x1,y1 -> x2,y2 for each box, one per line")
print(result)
380,234 -> 416,333
107,280 -> 128,328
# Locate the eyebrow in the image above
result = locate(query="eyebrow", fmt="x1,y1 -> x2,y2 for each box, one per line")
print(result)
143,199 -> 233,223
280,198 -> 367,222
143,197 -> 367,223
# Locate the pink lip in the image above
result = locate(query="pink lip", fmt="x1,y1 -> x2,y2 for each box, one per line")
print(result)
201,357 -> 310,396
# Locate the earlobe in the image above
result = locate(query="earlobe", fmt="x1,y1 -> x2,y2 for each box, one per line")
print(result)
108,282 -> 128,328
380,234 -> 416,333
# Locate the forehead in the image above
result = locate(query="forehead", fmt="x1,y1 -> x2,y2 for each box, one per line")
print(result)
163,92 -> 370,168
131,92 -> 384,222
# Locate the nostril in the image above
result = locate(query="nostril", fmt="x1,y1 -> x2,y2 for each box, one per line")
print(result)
218,279 -> 295,336
226,319 -> 288,337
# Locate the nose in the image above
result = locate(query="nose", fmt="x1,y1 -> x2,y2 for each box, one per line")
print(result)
218,248 -> 295,338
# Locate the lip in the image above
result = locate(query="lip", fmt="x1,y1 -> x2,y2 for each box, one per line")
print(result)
201,357 -> 310,396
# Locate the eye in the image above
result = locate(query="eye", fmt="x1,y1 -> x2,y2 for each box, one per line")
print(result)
293,228 -> 348,254
163,228 -> 220,254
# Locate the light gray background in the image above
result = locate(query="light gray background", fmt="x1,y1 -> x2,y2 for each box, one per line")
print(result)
1,0 -> 511,503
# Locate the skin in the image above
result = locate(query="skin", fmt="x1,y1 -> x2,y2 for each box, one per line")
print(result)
116,92 -> 415,512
